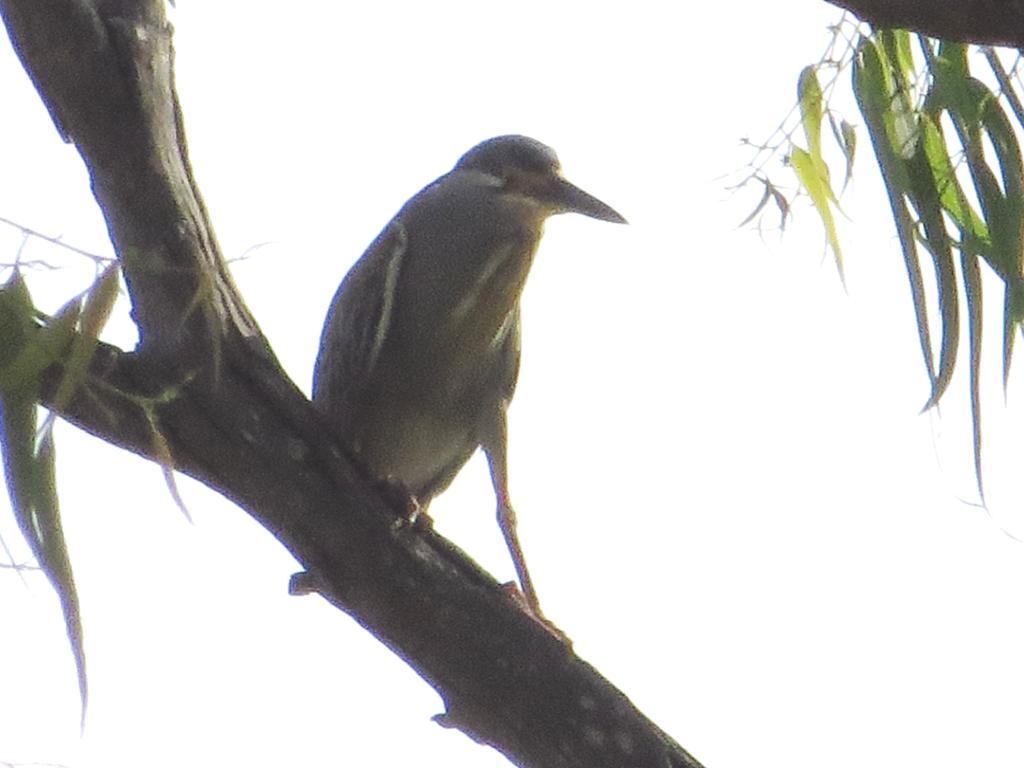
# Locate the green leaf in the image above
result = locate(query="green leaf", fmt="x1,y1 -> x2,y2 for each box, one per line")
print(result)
919,115 -> 988,243
880,29 -> 915,78
49,264 -> 120,417
0,270 -> 88,724
0,393 -> 87,724
790,145 -> 845,282
826,115 -> 857,191
0,270 -> 36,373
879,29 -> 921,160
854,36 -> 937,388
977,96 -> 1024,385
904,120 -> 959,410
960,252 -> 985,504
0,302 -> 81,396
939,70 -> 1024,402
798,66 -> 824,162
792,64 -> 844,280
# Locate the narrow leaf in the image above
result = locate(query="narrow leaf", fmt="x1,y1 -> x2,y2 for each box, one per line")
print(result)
828,116 -> 858,191
0,270 -> 35,371
737,178 -> 791,231
978,99 -> 1024,385
49,264 -> 120,416
960,252 -> 985,504
34,424 -> 87,725
790,146 -> 845,283
879,29 -> 921,160
798,66 -> 824,162
0,394 -> 87,723
768,183 -> 792,230
854,37 -> 937,388
920,116 -> 988,242
738,183 -> 772,228
0,302 -> 81,395
0,272 -> 87,723
905,125 -> 959,410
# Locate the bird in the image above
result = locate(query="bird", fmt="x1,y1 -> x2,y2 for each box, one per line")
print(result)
313,135 -> 626,624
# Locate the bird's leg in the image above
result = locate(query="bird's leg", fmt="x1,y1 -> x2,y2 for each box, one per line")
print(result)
488,467 -> 571,647
482,408 -> 570,647
496,492 -> 541,617
482,410 -> 539,608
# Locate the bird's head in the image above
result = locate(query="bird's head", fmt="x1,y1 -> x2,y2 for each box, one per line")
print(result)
454,135 -> 627,224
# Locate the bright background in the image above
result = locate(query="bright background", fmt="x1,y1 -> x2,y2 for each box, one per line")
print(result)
2,3 -> 1023,767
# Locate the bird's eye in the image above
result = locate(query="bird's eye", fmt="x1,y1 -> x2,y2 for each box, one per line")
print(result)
501,168 -> 529,190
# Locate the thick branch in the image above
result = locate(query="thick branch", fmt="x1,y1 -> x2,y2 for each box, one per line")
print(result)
826,0 -> 1024,48
0,0 -> 257,361
1,1 -> 704,766
40,335 -> 702,768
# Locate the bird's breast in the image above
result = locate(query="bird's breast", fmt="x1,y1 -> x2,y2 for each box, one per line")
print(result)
347,384 -> 485,496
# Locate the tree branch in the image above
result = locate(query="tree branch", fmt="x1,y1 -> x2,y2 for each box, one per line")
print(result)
826,0 -> 1024,48
1,1 -> 703,766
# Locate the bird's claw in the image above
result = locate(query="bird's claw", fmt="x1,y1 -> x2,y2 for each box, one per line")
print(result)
500,581 -> 573,648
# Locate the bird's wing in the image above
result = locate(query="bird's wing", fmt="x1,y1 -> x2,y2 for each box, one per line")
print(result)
312,220 -> 407,414
496,306 -> 522,402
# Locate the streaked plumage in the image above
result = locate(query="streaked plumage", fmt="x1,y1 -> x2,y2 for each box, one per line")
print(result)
313,135 -> 625,621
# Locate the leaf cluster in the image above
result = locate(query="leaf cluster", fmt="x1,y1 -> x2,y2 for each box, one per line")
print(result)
0,263 -> 119,723
746,19 -> 1024,502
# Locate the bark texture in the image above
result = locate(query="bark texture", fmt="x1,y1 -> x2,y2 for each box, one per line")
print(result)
0,2 -> 702,766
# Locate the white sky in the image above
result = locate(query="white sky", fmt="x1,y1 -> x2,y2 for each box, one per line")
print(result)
1,3 -> 1023,767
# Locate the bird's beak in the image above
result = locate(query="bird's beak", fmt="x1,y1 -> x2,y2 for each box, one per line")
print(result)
546,175 -> 628,224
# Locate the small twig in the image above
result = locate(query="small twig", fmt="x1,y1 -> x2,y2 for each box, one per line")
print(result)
983,48 -> 1024,131
0,561 -> 41,571
227,240 -> 278,264
740,14 -> 863,181
0,214 -> 112,264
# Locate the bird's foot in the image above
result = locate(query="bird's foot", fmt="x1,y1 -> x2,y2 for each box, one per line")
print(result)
500,582 -> 573,648
377,477 -> 433,530
405,495 -> 434,529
